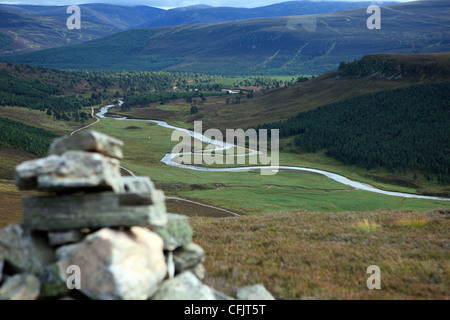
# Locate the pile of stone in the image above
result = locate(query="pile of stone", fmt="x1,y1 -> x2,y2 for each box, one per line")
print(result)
0,130 -> 274,300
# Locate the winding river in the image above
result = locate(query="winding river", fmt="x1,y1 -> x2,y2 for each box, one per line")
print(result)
97,102 -> 450,202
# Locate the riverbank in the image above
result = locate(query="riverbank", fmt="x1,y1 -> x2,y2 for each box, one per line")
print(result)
97,102 -> 450,203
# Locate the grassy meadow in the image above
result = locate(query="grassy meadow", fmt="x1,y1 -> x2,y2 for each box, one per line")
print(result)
93,117 -> 449,215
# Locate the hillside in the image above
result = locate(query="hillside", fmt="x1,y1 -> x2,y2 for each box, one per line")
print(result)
235,52 -> 450,128
0,117 -> 58,157
0,32 -> 12,50
3,0 -> 449,75
0,2 -> 389,30
0,63 -> 104,120
0,4 -> 164,31
0,9 -> 121,56
119,52 -> 450,131
190,209 -> 450,299
257,81 -> 450,184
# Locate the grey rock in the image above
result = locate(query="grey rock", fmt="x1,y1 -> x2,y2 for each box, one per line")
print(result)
165,251 -> 175,279
152,213 -> 193,251
151,272 -> 215,300
15,155 -> 59,191
235,284 -> 275,300
37,263 -> 69,299
56,227 -> 167,300
48,230 -> 85,247
0,255 -> 3,283
0,224 -> 55,274
15,151 -> 124,193
122,176 -> 155,194
49,130 -> 124,160
212,288 -> 235,300
0,274 -> 41,300
173,243 -> 205,274
190,263 -> 206,281
22,190 -> 167,231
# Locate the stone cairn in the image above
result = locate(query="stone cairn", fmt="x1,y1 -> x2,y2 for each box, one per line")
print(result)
0,130 -> 274,300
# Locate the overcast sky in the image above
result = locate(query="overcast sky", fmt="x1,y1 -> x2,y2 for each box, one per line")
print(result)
0,0 -> 415,10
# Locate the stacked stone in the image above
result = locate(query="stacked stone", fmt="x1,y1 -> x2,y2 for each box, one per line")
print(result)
0,130 -> 274,300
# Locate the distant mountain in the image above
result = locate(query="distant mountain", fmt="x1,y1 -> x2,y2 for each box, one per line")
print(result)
0,9 -> 121,55
0,4 -> 164,55
0,1 -> 393,56
2,1 -> 449,75
137,1 -> 386,28
0,4 -> 165,30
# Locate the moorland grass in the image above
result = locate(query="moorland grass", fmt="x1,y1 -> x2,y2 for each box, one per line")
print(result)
190,209 -> 450,299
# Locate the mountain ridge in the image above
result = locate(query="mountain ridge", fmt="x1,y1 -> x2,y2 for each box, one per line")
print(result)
136,1 -> 389,28
3,0 -> 449,75
0,1 -> 397,56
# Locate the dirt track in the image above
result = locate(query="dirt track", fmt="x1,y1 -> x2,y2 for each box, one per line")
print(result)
166,198 -> 238,217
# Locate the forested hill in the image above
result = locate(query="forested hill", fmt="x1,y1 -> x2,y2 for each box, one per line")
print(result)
187,53 -> 450,130
0,62 -> 241,122
256,82 -> 450,184
338,53 -> 450,81
0,64 -> 102,122
0,117 -> 58,156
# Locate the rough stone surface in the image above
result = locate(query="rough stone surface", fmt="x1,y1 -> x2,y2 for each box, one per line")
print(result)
212,288 -> 235,300
152,213 -> 193,251
190,263 -> 206,281
235,284 -> 275,300
37,264 -> 69,299
49,130 -> 124,160
0,255 -> 4,283
22,190 -> 167,231
122,176 -> 155,194
165,251 -> 175,279
173,243 -> 205,274
15,151 -> 123,193
56,227 -> 167,300
0,224 -> 55,274
0,274 -> 41,300
0,130 -> 274,301
151,272 -> 215,300
48,230 -> 85,247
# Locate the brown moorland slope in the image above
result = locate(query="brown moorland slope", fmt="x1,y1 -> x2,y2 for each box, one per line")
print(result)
119,52 -> 450,130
